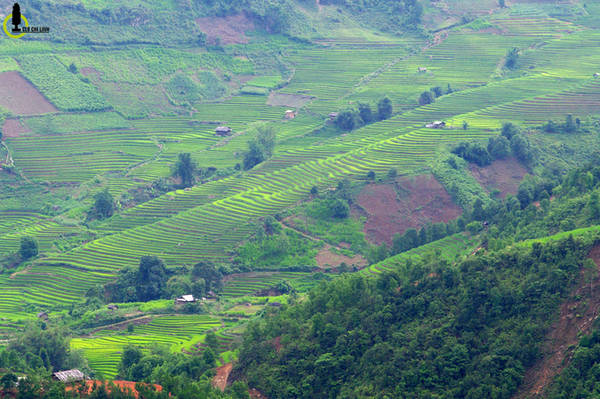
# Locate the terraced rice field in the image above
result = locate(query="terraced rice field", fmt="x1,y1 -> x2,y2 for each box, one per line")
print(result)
221,272 -> 311,297
2,5 -> 600,367
71,315 -> 221,378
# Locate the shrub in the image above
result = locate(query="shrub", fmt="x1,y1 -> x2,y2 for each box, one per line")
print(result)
19,237 -> 38,260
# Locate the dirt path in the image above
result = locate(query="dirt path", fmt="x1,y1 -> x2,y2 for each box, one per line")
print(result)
512,244 -> 600,398
212,363 -> 232,392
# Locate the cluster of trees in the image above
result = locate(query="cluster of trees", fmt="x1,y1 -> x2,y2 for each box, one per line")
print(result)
543,114 -> 581,134
418,84 -> 453,106
505,47 -> 519,69
20,236 -> 39,260
88,190 -> 116,221
235,234 -> 591,398
103,256 -> 223,303
334,97 -> 393,131
243,126 -> 276,170
319,0 -> 423,28
452,122 -> 534,166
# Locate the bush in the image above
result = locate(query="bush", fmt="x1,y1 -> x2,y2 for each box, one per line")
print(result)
419,91 -> 434,106
377,97 -> 393,120
19,237 -> 38,260
331,199 -> 349,219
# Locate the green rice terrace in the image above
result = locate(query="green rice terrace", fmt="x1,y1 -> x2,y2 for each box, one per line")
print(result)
2,0 -> 600,391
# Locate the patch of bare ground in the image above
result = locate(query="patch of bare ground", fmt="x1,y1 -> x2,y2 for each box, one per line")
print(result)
355,174 -> 461,246
80,67 -> 101,80
513,244 -> 600,399
316,244 -> 367,269
281,217 -> 366,269
470,157 -> 528,199
213,363 -> 233,392
249,388 -> 268,399
267,92 -> 314,108
196,14 -> 254,45
0,71 -> 58,115
88,315 -> 152,336
2,118 -> 30,138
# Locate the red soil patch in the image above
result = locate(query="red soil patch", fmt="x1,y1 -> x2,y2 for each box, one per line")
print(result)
513,244 -> 600,399
470,157 -> 528,199
2,118 -> 30,138
0,71 -> 57,115
273,336 -> 282,352
67,380 -> 162,398
195,14 -> 255,45
316,244 -> 367,269
356,175 -> 462,246
213,363 -> 233,392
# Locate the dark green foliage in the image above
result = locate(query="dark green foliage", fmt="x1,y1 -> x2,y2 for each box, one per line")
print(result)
236,237 -> 589,398
68,62 -> 77,74
91,189 -> 115,220
499,0 -> 506,7
105,256 -> 170,302
192,261 -> 223,293
431,86 -> 443,98
7,325 -> 76,372
487,135 -> 511,159
19,236 -> 38,260
335,110 -> 358,131
544,119 -> 559,133
505,47 -> 519,69
463,121 -> 468,130
387,168 -> 398,179
452,142 -> 492,166
501,122 -> 520,140
358,103 -> 374,124
419,90 -> 434,105
331,199 -> 350,219
543,115 -> 580,134
366,170 -> 375,180
310,186 -> 318,197
173,153 -> 197,188
243,127 -> 276,170
377,97 -> 393,120
510,133 -> 535,164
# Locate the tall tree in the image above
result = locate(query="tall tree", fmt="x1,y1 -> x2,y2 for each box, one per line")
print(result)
19,237 -> 38,260
173,153 -> 196,187
377,97 -> 393,120
358,103 -> 374,124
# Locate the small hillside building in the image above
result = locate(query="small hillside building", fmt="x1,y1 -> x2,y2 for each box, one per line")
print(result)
595,73 -> 600,78
215,126 -> 232,136
37,312 -> 48,321
328,112 -> 339,121
175,294 -> 197,304
426,121 -> 446,129
53,369 -> 85,383
285,110 -> 296,119
418,67 -> 427,73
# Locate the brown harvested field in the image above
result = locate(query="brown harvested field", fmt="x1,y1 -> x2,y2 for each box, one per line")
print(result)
470,157 -> 528,198
316,244 -> 367,269
356,174 -> 462,246
196,14 -> 255,45
2,118 -> 30,138
267,92 -> 315,108
0,71 -> 58,115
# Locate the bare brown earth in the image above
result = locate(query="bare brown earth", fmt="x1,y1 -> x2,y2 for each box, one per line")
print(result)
249,388 -> 268,399
196,14 -> 255,45
0,71 -> 58,115
315,244 -> 367,269
513,244 -> 600,399
470,157 -> 528,198
213,363 -> 233,392
356,175 -> 462,246
2,118 -> 30,138
267,92 -> 314,108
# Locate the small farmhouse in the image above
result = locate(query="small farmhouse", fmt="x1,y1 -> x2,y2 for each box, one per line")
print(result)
595,73 -> 600,78
425,121 -> 446,129
418,67 -> 427,73
53,369 -> 85,383
328,112 -> 339,121
215,126 -> 232,136
107,304 -> 118,311
285,110 -> 296,119
175,294 -> 197,304
37,311 -> 48,321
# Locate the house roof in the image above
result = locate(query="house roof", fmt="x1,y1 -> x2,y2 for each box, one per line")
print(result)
177,294 -> 195,302
215,126 -> 231,132
53,369 -> 85,382
37,311 -> 48,317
